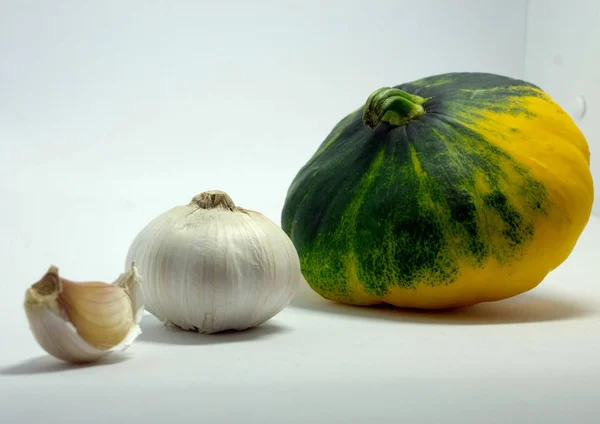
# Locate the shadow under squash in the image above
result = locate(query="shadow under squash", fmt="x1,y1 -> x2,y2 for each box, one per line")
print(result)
0,354 -> 130,376
289,281 -> 597,325
137,315 -> 293,345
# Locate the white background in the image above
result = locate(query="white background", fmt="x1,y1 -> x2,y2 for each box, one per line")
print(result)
1,1 -> 599,423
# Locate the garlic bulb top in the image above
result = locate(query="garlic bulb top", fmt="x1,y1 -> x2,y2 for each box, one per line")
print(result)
126,190 -> 302,334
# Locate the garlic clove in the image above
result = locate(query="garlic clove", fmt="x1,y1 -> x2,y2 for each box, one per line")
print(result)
23,263 -> 144,363
59,281 -> 134,350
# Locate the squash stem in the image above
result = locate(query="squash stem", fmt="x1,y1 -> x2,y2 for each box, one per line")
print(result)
362,87 -> 428,129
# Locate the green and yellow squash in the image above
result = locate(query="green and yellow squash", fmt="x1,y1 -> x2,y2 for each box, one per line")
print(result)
281,72 -> 594,309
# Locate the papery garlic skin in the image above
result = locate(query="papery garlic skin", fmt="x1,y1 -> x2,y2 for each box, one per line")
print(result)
23,264 -> 144,363
126,190 -> 302,334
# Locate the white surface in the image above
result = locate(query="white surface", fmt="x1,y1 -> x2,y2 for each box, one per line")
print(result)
525,0 -> 600,215
1,217 -> 599,424
2,1 -> 599,423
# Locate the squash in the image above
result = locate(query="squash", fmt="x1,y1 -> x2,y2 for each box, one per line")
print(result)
281,72 -> 594,309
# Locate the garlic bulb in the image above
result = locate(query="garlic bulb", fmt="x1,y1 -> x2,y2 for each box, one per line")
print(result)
23,263 -> 144,363
125,190 -> 301,334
